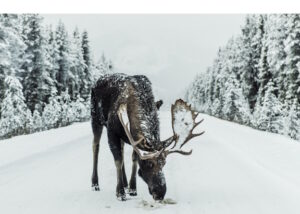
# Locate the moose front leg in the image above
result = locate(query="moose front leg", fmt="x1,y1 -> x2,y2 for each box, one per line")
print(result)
108,132 -> 127,201
128,151 -> 138,196
121,141 -> 128,189
91,125 -> 103,191
115,159 -> 126,201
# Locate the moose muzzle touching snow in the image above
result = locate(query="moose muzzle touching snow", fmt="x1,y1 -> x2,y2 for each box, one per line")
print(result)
90,73 -> 204,201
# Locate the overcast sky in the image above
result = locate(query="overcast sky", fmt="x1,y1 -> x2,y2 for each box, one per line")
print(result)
43,15 -> 245,104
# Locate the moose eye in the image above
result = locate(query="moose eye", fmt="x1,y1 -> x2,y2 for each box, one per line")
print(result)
148,162 -> 154,168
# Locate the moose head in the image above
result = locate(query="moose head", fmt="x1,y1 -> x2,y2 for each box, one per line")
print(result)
117,99 -> 204,200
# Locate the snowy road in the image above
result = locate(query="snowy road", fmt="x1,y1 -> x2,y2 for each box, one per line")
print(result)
1,111 -> 300,214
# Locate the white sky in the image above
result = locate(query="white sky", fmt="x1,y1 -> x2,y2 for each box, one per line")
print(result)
43,15 -> 245,104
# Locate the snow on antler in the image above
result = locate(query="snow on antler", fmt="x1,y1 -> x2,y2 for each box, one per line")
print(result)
164,99 -> 204,156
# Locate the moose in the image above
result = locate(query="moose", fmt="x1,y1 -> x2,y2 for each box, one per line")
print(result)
90,73 -> 204,201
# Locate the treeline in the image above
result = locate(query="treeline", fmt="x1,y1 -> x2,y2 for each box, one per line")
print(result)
186,14 -> 300,140
0,14 -> 112,139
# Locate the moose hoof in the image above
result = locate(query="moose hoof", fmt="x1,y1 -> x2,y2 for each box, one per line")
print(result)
128,189 -> 137,196
117,194 -> 126,201
124,187 -> 128,193
92,184 -> 100,191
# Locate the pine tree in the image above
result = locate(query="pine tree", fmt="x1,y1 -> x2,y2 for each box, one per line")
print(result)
55,21 -> 71,95
24,109 -> 33,134
240,15 -> 265,111
0,14 -> 25,109
257,31 -> 272,107
46,25 -> 60,91
92,53 -> 113,83
71,95 -> 89,122
68,27 -> 86,100
224,88 -> 238,121
284,98 -> 299,139
60,90 -> 75,126
254,81 -> 282,132
81,30 -> 92,100
284,14 -> 300,105
0,76 -> 29,138
42,94 -> 61,129
223,72 -> 251,124
32,109 -> 43,132
265,15 -> 288,102
0,21 -> 10,105
22,14 -> 54,112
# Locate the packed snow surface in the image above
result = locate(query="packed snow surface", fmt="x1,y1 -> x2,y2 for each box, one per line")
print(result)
1,111 -> 300,214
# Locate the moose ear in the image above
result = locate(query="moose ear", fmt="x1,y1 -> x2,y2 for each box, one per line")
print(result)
155,100 -> 163,110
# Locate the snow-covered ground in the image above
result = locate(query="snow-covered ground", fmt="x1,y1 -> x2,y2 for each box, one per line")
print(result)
1,111 -> 300,214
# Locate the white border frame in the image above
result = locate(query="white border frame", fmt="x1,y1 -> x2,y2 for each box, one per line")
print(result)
1,0 -> 300,14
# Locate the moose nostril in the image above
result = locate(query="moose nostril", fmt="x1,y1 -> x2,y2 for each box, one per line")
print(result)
153,194 -> 163,201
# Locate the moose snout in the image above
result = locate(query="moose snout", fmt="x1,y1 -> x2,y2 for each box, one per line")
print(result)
149,175 -> 166,201
152,193 -> 164,201
150,183 -> 166,201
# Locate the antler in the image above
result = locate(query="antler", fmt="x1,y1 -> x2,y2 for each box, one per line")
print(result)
164,99 -> 204,157
180,118 -> 205,149
117,103 -> 163,160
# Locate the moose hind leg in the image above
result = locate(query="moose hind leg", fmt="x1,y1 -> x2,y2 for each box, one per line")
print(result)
91,124 -> 103,191
128,151 -> 138,196
108,132 -> 126,201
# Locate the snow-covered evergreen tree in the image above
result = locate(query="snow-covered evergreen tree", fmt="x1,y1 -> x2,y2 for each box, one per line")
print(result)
257,30 -> 272,107
55,21 -> 71,95
283,98 -> 299,139
42,94 -> 61,129
22,14 -> 54,112
284,14 -> 300,105
0,76 -> 29,138
68,27 -> 86,100
32,108 -> 43,132
240,15 -> 265,111
46,25 -> 60,91
223,73 -> 251,124
265,14 -> 288,102
81,30 -> 92,100
60,90 -> 76,126
24,109 -> 33,134
0,15 -> 25,109
254,81 -> 282,132
71,95 -> 89,122
92,53 -> 113,84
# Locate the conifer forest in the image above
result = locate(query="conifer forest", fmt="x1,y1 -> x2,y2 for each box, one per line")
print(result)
2,14 -> 300,141
186,14 -> 300,140
0,14 -> 112,139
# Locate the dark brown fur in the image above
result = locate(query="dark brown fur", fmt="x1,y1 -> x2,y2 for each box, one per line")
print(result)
91,73 -> 165,201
